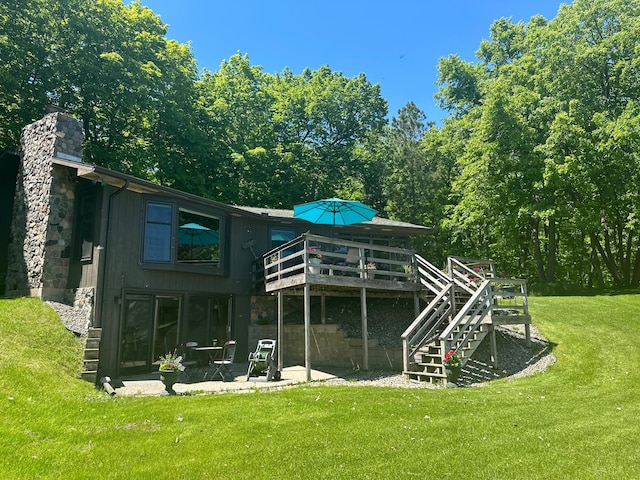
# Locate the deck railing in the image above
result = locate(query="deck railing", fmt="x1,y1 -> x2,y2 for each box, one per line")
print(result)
262,233 -> 417,288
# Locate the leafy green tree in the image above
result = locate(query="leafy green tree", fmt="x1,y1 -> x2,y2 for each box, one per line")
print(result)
385,102 -> 430,225
0,0 -> 58,147
198,56 -> 388,207
1,0 -> 203,186
269,65 -> 388,202
439,0 -> 640,288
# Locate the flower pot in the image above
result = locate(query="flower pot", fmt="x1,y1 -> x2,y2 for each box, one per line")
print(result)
446,365 -> 462,383
159,369 -> 181,395
309,257 -> 321,274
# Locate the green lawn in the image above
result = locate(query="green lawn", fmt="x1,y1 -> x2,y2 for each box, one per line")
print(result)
1,295 -> 639,479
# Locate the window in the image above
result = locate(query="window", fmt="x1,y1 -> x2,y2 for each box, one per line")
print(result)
142,199 -> 225,272
177,209 -> 220,264
270,228 -> 296,249
143,202 -> 173,262
271,227 -> 297,258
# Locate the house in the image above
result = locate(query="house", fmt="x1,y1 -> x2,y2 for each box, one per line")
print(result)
2,112 -> 438,381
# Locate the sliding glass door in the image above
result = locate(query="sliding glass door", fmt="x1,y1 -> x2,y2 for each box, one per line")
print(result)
119,293 -> 181,375
119,294 -> 154,374
119,292 -> 230,376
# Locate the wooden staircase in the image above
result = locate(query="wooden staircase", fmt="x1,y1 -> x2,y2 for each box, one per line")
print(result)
81,327 -> 101,384
402,256 -> 531,385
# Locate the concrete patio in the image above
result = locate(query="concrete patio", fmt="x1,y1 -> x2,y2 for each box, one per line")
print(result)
111,363 -> 339,396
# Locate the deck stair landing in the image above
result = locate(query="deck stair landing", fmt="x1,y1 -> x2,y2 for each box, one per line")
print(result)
403,256 -> 531,385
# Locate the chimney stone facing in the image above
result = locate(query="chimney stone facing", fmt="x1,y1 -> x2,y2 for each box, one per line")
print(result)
5,112 -> 84,301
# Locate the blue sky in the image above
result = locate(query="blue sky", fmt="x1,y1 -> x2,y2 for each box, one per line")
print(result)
137,0 -> 570,123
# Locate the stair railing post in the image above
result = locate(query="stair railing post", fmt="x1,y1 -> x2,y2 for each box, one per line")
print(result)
522,281 -> 531,347
447,257 -> 455,318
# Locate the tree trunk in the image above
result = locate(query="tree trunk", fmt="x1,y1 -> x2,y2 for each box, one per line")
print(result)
599,211 -> 625,286
589,234 -> 605,289
531,217 -> 546,283
546,217 -> 556,283
592,232 -> 624,287
631,240 -> 640,288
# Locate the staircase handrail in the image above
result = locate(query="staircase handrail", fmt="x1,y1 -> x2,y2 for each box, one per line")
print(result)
401,255 -> 453,372
401,287 -> 452,371
489,277 -> 530,317
439,279 -> 492,364
415,254 -> 451,296
448,257 -> 494,295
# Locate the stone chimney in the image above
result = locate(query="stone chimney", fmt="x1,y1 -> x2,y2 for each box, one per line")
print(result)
5,112 -> 84,300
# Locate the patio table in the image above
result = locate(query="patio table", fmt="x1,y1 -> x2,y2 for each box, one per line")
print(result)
193,346 -> 223,379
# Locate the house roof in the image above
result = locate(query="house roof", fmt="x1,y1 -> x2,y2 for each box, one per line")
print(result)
234,206 -> 433,236
52,156 -> 433,236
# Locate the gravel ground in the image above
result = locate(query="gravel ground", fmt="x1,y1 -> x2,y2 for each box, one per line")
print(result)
46,301 -> 91,337
312,324 -> 556,389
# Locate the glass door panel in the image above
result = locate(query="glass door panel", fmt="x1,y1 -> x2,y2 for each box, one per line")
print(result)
153,296 -> 181,362
185,296 -> 211,346
119,294 -> 153,375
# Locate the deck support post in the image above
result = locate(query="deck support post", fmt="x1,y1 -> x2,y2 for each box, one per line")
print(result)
304,283 -> 311,381
525,323 -> 531,347
361,287 -> 369,371
277,291 -> 283,372
413,291 -> 420,317
321,294 -> 326,324
490,325 -> 498,369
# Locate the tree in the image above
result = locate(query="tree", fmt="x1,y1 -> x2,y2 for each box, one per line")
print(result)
198,57 -> 388,207
438,0 -> 640,288
385,102 -> 430,225
0,0 -> 58,147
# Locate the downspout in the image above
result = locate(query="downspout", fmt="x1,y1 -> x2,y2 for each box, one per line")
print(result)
94,180 -> 129,328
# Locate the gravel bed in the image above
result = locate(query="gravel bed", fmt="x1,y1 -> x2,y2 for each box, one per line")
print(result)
312,324 -> 555,389
46,301 -> 91,337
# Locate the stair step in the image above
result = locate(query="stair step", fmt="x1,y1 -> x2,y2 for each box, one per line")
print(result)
404,370 -> 447,382
81,371 -> 97,384
83,348 -> 100,360
83,359 -> 99,371
87,328 -> 102,338
417,364 -> 444,373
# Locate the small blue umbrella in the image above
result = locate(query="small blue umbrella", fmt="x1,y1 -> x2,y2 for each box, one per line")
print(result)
178,223 -> 219,246
293,198 -> 377,226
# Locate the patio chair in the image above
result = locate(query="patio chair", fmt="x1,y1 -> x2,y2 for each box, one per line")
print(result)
179,341 -> 200,381
343,247 -> 360,276
211,340 -> 236,381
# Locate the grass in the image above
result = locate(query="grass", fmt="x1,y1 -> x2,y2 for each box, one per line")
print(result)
1,295 -> 639,479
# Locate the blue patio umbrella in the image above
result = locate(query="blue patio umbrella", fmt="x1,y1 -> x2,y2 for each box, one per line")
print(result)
293,198 -> 377,226
178,223 -> 219,246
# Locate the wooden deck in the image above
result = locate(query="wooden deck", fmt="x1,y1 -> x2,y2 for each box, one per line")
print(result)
259,237 -> 533,383
262,234 -> 421,295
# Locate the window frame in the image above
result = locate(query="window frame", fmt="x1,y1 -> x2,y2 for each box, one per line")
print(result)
141,197 -> 226,275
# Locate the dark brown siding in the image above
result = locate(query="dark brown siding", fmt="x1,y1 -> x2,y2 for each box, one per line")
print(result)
96,188 -> 262,376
